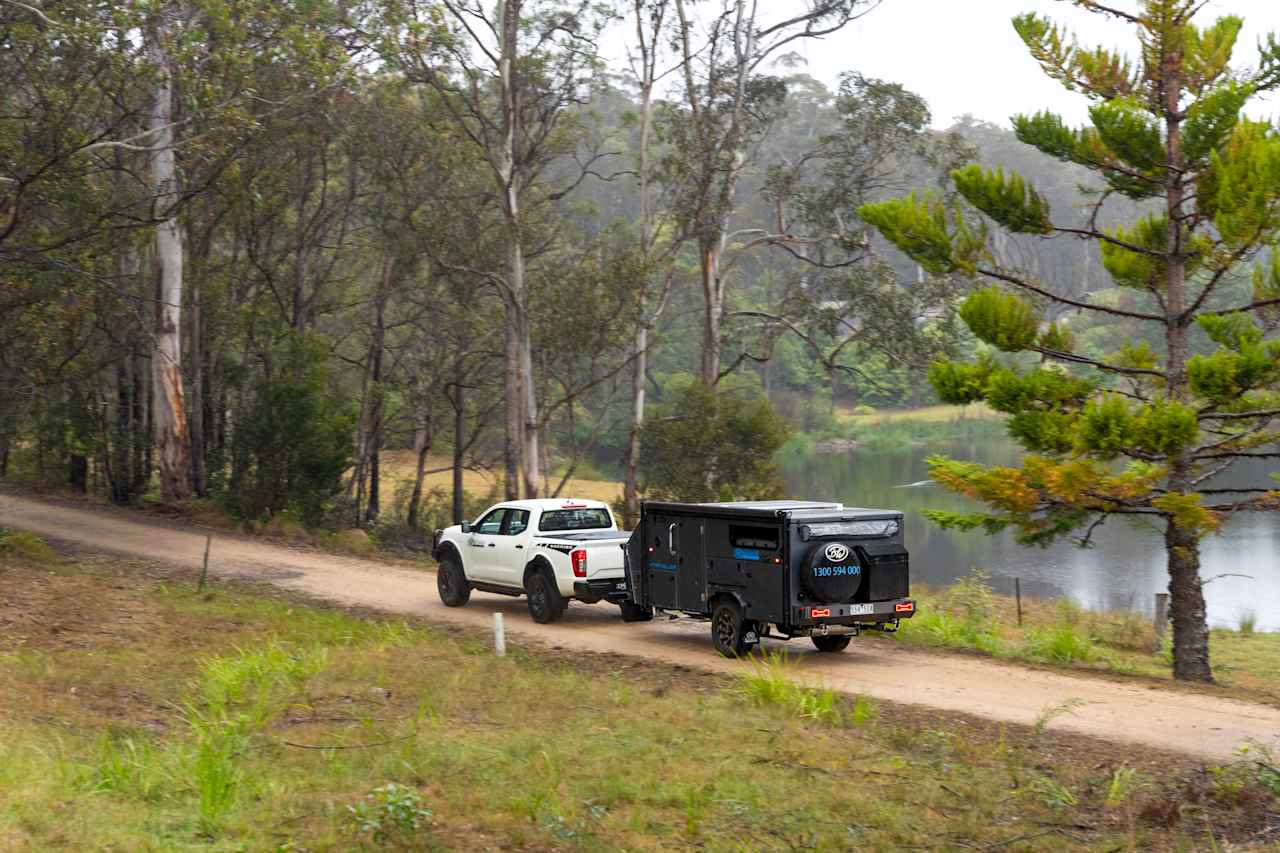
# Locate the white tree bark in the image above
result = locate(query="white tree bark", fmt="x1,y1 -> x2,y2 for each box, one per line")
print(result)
147,10 -> 191,503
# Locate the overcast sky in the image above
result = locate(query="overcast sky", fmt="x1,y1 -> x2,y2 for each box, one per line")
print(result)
716,0 -> 1280,129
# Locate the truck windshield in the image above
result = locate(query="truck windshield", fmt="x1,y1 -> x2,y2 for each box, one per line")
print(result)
538,508 -> 612,532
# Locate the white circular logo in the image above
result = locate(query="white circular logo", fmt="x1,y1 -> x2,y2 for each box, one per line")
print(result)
824,544 -> 850,562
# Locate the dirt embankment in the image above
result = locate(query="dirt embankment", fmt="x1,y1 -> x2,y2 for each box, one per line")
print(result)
3,488 -> 1279,762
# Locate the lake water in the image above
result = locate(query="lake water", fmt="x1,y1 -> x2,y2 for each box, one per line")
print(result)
781,434 -> 1280,631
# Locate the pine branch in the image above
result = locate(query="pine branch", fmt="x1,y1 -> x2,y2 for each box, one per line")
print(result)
1199,408 -> 1280,421
1032,345 -> 1166,378
978,266 -> 1165,321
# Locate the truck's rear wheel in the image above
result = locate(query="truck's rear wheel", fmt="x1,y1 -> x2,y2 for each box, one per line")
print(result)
436,555 -> 470,607
619,601 -> 653,622
811,634 -> 851,653
711,600 -> 754,658
526,570 -> 567,624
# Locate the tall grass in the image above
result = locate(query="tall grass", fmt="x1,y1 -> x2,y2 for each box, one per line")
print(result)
737,651 -> 844,725
0,529 -> 60,564
1239,610 -> 1257,636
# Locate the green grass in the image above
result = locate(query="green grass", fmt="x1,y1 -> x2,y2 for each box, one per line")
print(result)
885,572 -> 1280,703
0,528 -> 61,564
0,547 -> 1274,850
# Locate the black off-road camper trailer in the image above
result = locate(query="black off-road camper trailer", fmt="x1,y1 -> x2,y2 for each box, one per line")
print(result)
622,500 -> 916,657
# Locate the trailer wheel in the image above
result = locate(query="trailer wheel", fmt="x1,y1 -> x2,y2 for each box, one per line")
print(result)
619,601 -> 653,622
526,569 -> 567,624
711,600 -> 754,658
811,634 -> 852,653
436,554 -> 471,607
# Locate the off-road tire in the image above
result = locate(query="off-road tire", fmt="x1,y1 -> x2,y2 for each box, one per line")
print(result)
619,601 -> 653,623
436,555 -> 471,607
526,569 -> 567,624
711,599 -> 753,658
811,634 -> 852,653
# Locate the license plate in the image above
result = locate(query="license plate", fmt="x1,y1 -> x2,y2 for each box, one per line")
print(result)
849,603 -> 875,615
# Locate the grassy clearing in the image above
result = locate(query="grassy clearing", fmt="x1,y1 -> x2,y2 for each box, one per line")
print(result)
1,545 -> 1277,850
379,450 -> 622,505
884,571 -> 1280,704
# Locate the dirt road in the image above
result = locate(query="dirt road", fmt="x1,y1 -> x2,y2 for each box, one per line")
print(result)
3,490 -> 1277,762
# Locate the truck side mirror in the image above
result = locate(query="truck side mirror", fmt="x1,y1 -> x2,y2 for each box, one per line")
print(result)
461,521 -> 472,534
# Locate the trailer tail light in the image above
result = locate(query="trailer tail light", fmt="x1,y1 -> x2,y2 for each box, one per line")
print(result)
896,602 -> 914,613
571,549 -> 588,577
811,607 -> 831,618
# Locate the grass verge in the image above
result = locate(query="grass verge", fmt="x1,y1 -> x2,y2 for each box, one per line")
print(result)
1,543 -> 1277,850
884,571 -> 1280,705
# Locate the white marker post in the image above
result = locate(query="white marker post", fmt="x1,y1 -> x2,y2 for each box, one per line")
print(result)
493,612 -> 506,657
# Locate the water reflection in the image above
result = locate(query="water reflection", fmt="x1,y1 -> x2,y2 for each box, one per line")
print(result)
781,436 -> 1280,630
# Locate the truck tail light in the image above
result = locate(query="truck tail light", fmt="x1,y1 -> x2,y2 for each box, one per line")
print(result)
571,549 -> 587,577
811,607 -> 831,618
896,602 -> 914,613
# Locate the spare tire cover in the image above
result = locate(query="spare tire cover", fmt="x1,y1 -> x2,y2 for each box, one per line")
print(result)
802,541 -> 864,603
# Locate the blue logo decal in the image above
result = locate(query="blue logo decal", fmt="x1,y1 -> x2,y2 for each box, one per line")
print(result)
733,548 -> 761,561
650,561 -> 678,572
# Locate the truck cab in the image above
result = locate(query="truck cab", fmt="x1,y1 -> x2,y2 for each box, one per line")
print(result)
432,499 -> 633,623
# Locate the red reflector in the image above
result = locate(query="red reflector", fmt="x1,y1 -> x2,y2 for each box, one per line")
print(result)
896,602 -> 914,613
571,548 -> 587,578
811,607 -> 831,618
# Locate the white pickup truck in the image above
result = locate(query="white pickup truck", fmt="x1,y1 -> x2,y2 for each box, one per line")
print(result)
432,499 -> 647,624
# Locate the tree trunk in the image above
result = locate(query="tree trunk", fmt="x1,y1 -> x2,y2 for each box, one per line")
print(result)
406,402 -> 432,531
147,15 -> 191,504
623,325 -> 646,527
452,376 -> 466,524
503,295 -> 522,501
699,240 -> 723,386
1166,520 -> 1212,681
69,453 -> 88,493
189,274 -> 206,497
1159,32 -> 1211,682
519,309 -> 540,498
364,256 -> 391,525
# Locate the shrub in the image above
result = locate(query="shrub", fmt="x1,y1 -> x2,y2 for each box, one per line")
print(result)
223,335 -> 353,527
347,783 -> 432,846
0,529 -> 59,564
1239,610 -> 1257,636
640,377 -> 790,502
1089,610 -> 1155,652
939,569 -> 996,625
1021,624 -> 1103,665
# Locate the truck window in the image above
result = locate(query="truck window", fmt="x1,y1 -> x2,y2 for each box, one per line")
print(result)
538,508 -> 612,532
475,508 -> 508,535
506,510 -> 530,535
729,524 -> 779,551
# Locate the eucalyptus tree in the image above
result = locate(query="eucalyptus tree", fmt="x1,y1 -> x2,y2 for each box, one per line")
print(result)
859,0 -> 1280,682
380,0 -> 615,500
661,0 -> 879,386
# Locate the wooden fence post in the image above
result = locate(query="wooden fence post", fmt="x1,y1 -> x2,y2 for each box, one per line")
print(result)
1153,592 -> 1169,652
1015,577 -> 1023,627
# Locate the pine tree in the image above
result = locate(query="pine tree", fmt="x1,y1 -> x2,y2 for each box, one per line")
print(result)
859,0 -> 1280,682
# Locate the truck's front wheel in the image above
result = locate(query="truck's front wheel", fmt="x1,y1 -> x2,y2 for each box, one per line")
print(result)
437,555 -> 471,607
526,570 -> 567,624
811,634 -> 851,653
711,600 -> 754,658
